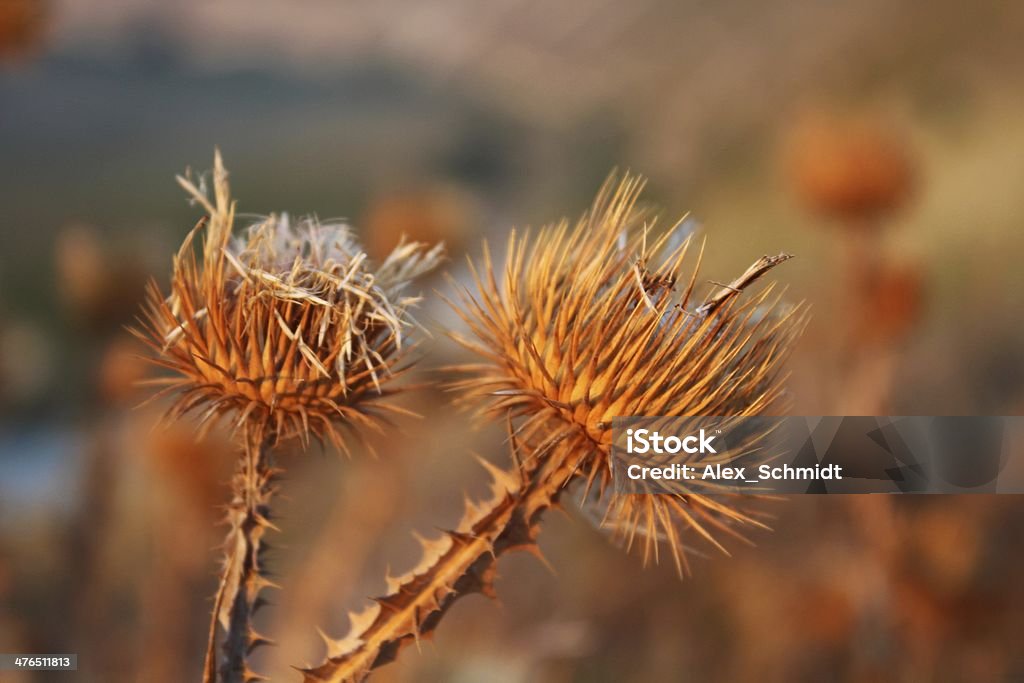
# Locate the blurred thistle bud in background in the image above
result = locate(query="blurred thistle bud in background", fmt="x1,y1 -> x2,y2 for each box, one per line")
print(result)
782,108 -> 924,414
784,109 -> 917,226
55,224 -> 151,336
0,0 -> 47,61
361,183 -> 476,263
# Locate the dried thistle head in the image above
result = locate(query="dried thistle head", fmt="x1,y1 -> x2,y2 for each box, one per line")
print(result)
784,110 -> 916,223
450,174 -> 805,572
136,152 -> 443,449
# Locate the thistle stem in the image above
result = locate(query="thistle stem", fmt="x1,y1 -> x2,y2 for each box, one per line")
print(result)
205,423 -> 278,683
300,452 -> 575,682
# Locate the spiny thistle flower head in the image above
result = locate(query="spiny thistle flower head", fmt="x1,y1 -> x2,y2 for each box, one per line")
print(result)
136,152 -> 443,449
451,174 -> 804,572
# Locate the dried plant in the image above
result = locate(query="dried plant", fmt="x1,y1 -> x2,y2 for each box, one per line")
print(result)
784,109 -> 916,226
300,175 -> 804,682
783,110 -> 923,413
134,151 -> 442,683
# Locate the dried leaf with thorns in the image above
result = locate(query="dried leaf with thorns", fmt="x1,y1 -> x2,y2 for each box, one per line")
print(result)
134,151 -> 442,683
301,174 -> 805,681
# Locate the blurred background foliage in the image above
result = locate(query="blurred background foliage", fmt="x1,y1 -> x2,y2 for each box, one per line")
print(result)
2,1 -> 1024,681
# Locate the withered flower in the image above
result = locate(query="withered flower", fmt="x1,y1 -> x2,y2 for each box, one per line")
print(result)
137,151 -> 443,451
451,174 -> 804,570
301,174 -> 803,682
135,151 -> 441,683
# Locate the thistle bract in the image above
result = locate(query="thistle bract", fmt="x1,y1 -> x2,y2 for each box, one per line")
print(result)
137,152 -> 443,449
451,174 -> 803,571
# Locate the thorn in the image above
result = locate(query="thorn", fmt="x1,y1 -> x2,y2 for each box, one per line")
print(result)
254,512 -> 282,533
522,543 -> 557,576
371,595 -> 402,614
250,575 -> 282,593
443,528 -> 477,547
247,630 -> 276,652
243,668 -> 270,683
472,454 -> 518,493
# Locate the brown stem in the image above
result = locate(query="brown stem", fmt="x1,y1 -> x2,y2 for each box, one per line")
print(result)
835,223 -> 896,413
298,450 -> 576,682
204,423 -> 279,683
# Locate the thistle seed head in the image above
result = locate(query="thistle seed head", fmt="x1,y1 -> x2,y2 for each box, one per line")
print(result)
136,152 -> 443,449
785,110 -> 916,223
450,174 -> 804,571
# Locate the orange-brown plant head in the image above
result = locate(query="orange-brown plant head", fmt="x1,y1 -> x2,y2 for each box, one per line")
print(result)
0,0 -> 47,60
784,111 -> 916,224
450,175 -> 805,572
135,152 -> 443,449
362,183 -> 475,262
